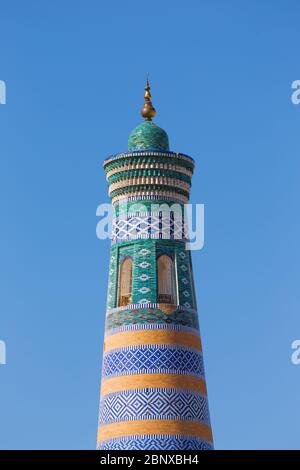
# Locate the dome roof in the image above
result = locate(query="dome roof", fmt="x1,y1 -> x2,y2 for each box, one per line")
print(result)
128,121 -> 169,151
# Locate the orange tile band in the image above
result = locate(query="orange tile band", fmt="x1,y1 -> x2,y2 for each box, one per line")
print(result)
100,373 -> 207,397
97,420 -> 213,444
104,329 -> 202,353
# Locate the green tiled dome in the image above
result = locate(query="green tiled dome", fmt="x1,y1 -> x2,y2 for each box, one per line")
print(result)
128,121 -> 169,151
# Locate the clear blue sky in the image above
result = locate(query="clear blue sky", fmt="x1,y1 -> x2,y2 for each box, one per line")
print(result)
0,0 -> 299,450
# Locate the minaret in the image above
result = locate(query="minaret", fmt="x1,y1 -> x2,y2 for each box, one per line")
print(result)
97,81 -> 213,450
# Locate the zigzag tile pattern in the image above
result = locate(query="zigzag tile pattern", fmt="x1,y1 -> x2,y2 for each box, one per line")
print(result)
98,434 -> 213,450
102,344 -> 204,378
99,388 -> 210,425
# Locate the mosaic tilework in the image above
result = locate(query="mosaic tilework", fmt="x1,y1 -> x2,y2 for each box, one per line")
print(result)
108,168 -> 192,186
112,212 -> 188,243
114,194 -> 187,207
98,146 -> 213,450
99,388 -> 210,425
104,151 -> 194,205
128,121 -> 170,151
103,150 -> 195,171
105,306 -> 199,331
109,180 -> 190,200
98,435 -> 213,450
112,190 -> 189,205
107,165 -> 193,185
105,240 -> 159,308
109,185 -> 190,210
133,241 -> 157,304
176,249 -> 196,309
106,238 -> 198,310
102,345 -> 204,379
106,249 -> 118,310
113,199 -> 185,218
105,322 -> 200,337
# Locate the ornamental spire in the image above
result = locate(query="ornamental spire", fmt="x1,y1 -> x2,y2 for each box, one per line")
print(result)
141,77 -> 156,121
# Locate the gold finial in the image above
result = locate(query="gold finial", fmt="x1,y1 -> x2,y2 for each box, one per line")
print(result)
141,78 -> 156,121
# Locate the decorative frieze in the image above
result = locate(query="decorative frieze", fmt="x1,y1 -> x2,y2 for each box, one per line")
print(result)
111,212 -> 188,243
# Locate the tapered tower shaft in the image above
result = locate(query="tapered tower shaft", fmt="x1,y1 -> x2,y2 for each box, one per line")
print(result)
97,82 -> 213,450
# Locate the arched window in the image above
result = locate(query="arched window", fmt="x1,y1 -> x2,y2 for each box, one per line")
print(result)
119,257 -> 133,306
157,254 -> 176,304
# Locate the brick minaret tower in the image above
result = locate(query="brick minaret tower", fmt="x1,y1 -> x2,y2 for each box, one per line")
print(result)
97,81 -> 213,450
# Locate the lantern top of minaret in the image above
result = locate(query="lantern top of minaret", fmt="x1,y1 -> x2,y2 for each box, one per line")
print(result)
128,79 -> 170,152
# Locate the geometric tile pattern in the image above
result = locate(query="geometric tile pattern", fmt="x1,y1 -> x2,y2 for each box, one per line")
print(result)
138,248 -> 151,256
104,148 -> 195,204
176,249 -> 196,309
105,322 -> 200,337
98,434 -> 213,450
139,261 -> 150,268
106,247 -> 118,310
138,297 -> 151,303
138,284 -> 150,293
105,306 -> 199,331
99,388 -> 210,425
98,149 -> 213,450
133,241 -> 156,304
102,345 -> 204,379
104,150 -> 195,170
112,212 -> 188,243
